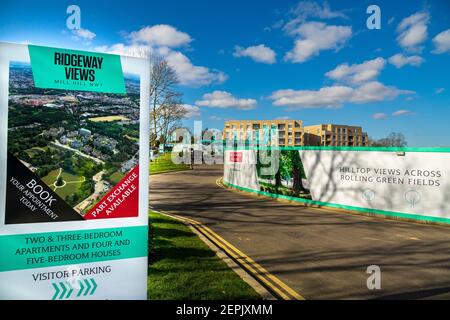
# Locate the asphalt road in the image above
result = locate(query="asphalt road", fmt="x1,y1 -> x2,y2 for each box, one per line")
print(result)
150,164 -> 450,299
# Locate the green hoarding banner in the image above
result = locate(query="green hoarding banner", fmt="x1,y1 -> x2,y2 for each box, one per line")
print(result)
0,226 -> 148,272
28,45 -> 126,94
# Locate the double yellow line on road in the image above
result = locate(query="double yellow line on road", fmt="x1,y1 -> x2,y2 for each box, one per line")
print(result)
154,209 -> 304,300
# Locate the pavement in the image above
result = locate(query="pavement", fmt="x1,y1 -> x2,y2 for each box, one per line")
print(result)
150,164 -> 450,299
74,170 -> 106,213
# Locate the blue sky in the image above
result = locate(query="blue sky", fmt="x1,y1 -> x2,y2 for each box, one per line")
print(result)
1,0 -> 450,146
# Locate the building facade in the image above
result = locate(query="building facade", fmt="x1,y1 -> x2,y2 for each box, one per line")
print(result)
303,124 -> 369,146
223,120 -> 303,146
223,120 -> 369,147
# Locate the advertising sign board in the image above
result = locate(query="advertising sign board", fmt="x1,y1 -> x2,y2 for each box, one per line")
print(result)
0,43 -> 150,299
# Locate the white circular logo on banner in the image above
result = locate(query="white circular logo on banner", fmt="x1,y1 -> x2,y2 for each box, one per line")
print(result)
361,189 -> 375,202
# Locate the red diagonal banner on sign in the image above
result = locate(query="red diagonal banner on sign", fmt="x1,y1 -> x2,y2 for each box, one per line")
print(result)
84,165 -> 139,220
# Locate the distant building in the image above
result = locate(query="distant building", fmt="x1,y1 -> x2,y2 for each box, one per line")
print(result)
67,131 -> 78,138
94,137 -> 117,151
43,127 -> 64,138
121,158 -> 138,173
43,103 -> 62,108
223,120 -> 369,147
303,124 -> 369,147
60,95 -> 78,103
79,128 -> 92,137
82,145 -> 93,154
70,140 -> 82,149
223,120 -> 303,146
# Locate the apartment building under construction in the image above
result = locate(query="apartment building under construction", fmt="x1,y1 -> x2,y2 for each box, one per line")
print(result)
223,120 -> 303,146
223,120 -> 369,147
303,124 -> 369,146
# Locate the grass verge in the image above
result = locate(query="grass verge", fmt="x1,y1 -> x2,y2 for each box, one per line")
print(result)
148,211 -> 261,300
150,153 -> 191,175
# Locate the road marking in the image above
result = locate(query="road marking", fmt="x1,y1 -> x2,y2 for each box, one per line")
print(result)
154,209 -> 305,300
198,223 -> 304,300
168,214 -> 293,299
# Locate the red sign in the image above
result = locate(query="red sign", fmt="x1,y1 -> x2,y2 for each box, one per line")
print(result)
229,152 -> 243,163
84,165 -> 139,219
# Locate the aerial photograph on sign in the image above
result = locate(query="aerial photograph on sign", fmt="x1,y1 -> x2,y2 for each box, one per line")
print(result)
8,62 -> 140,214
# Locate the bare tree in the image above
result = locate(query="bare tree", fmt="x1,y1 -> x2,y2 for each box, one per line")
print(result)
149,56 -> 186,150
370,132 -> 408,147
159,95 -> 186,147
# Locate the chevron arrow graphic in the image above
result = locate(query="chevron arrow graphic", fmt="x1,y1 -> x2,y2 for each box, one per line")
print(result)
66,282 -> 74,299
77,280 -> 85,297
83,278 -> 91,296
51,278 -> 98,299
52,283 -> 60,300
90,279 -> 98,295
59,282 -> 67,300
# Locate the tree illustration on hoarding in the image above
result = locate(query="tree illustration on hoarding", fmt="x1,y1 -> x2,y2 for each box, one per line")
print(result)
279,150 -> 305,192
257,149 -> 305,192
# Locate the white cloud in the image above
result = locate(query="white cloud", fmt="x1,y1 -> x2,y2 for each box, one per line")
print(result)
95,43 -> 227,87
95,24 -> 227,87
388,53 -> 424,68
271,86 -> 351,108
275,116 -> 290,120
209,115 -> 223,121
129,25 -> 191,48
396,11 -> 430,51
351,82 -> 413,103
270,82 -> 414,109
233,44 -> 276,64
325,57 -> 386,84
95,43 -> 151,57
182,104 -> 201,118
432,29 -> 450,54
373,113 -> 388,120
196,91 -> 257,110
72,28 -> 96,41
436,87 -> 445,94
284,22 -> 352,63
164,50 -> 227,87
283,1 -> 348,34
392,109 -> 412,116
